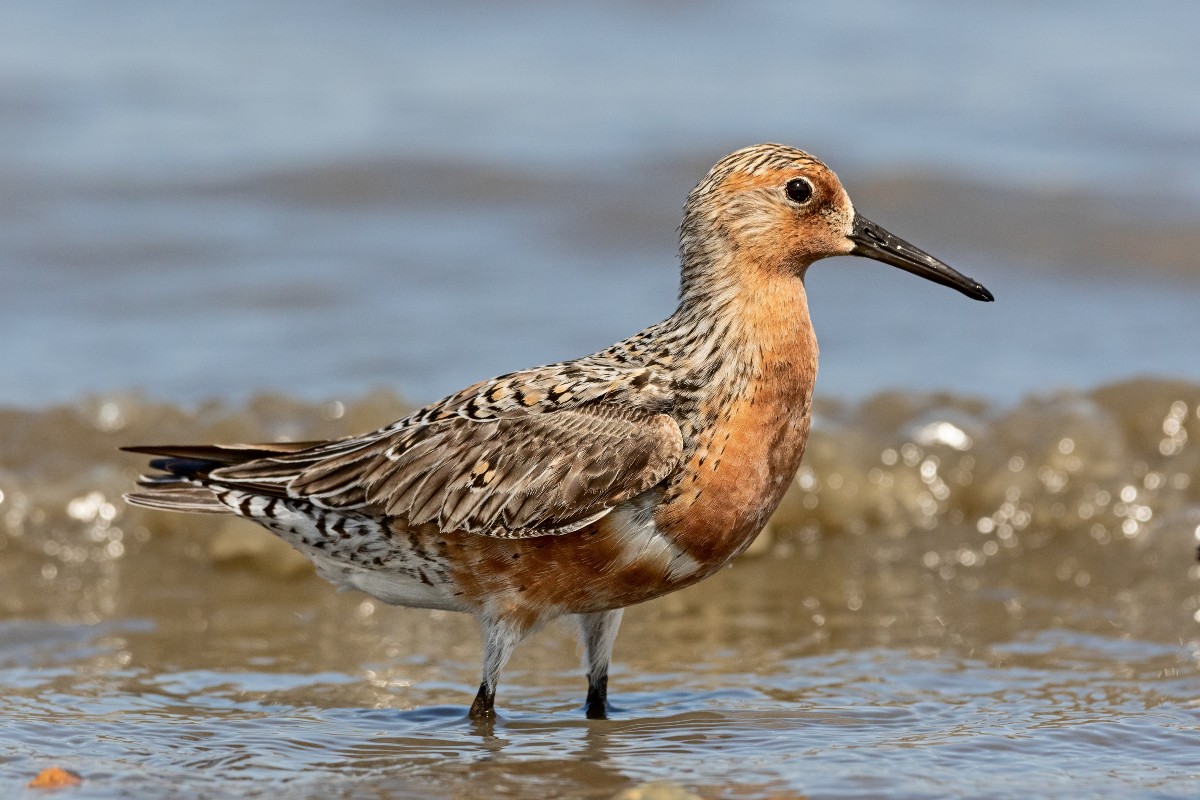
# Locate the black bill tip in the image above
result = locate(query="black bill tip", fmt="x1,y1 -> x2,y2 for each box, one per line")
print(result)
848,212 -> 993,302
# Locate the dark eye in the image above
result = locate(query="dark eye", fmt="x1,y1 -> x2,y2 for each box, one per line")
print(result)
785,177 -> 814,205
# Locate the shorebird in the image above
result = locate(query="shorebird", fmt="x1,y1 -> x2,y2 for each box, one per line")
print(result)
125,144 -> 992,721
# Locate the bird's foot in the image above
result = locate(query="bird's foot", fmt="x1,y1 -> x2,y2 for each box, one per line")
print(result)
585,674 -> 616,719
468,682 -> 496,722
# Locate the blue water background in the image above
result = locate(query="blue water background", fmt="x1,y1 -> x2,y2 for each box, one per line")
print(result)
1,0 -> 1198,407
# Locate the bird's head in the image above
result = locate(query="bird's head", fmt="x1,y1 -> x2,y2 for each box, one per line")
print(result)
679,144 -> 992,302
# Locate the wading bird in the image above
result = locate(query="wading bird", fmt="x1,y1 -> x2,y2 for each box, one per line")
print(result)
125,144 -> 992,720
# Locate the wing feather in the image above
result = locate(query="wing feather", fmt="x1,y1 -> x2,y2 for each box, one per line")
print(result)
209,401 -> 683,538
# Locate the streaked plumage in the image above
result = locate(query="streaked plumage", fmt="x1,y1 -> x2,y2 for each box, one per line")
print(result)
125,144 -> 992,720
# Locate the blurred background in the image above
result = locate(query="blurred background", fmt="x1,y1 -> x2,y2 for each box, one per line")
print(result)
2,2 -> 1200,799
3,0 -> 1199,406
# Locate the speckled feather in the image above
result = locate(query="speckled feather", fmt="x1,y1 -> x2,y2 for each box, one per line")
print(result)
123,144 -> 991,719
127,144 -> 824,538
215,383 -> 685,538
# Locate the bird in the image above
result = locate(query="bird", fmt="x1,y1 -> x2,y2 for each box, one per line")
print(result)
124,144 -> 992,721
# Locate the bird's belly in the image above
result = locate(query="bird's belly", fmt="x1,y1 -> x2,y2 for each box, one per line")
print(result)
437,494 -> 724,616
235,492 -> 468,612
309,554 -> 468,612
242,488 -> 764,618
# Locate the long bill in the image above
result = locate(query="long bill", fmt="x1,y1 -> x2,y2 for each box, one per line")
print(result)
848,212 -> 994,302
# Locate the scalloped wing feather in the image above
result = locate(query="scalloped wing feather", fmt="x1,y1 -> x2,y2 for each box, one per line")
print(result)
210,403 -> 683,539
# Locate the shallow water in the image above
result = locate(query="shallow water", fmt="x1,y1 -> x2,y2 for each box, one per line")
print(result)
4,2 -> 1200,797
3,387 -> 1200,798
4,528 -> 1200,799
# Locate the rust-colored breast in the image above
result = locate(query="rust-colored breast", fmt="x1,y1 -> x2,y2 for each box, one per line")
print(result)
655,295 -> 818,567
655,379 -> 812,566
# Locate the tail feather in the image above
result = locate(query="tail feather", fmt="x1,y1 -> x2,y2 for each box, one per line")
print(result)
146,456 -> 218,478
121,442 -> 323,464
124,485 -> 229,513
122,441 -> 320,515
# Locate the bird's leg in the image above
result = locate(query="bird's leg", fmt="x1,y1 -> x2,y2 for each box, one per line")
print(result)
578,608 -> 624,719
468,682 -> 495,722
468,614 -> 527,721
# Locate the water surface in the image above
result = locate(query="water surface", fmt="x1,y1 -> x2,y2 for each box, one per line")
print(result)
3,2 -> 1200,798
1,0 -> 1199,407
3,386 -> 1200,798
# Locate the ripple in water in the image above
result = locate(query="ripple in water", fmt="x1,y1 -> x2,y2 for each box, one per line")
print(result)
1,383 -> 1199,797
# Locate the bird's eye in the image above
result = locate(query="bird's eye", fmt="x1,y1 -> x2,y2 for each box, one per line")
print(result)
785,177 -> 814,205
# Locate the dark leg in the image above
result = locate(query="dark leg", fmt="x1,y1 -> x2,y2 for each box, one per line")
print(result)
585,672 -> 609,720
468,681 -> 496,721
467,614 -> 529,721
578,609 -> 624,720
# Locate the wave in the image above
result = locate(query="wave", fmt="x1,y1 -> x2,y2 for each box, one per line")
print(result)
1,380 -> 1197,615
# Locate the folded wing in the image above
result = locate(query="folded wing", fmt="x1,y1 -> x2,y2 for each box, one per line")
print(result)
208,403 -> 683,538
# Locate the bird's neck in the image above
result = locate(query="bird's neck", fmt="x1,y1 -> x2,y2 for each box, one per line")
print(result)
667,252 -> 820,406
